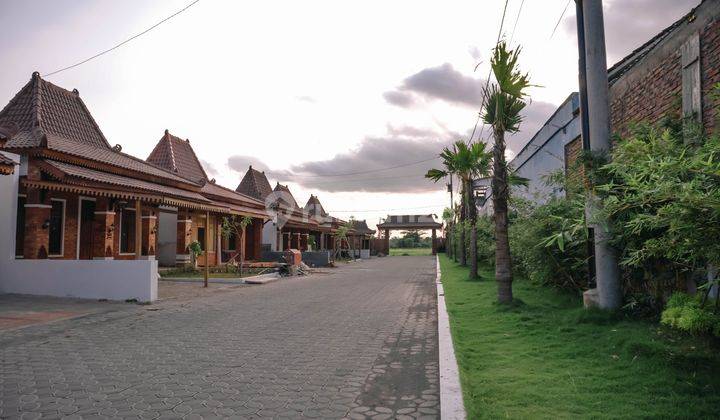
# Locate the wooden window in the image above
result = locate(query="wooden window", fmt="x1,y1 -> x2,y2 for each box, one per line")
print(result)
15,196 -> 26,257
197,227 -> 206,251
681,33 -> 702,124
48,199 -> 65,257
120,208 -> 136,254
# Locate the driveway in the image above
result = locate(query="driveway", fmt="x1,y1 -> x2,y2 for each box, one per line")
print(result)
0,256 -> 439,419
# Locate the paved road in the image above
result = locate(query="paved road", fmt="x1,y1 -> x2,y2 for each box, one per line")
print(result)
0,256 -> 439,419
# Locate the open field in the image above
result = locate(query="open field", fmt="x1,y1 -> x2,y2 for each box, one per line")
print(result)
439,254 -> 720,419
389,247 -> 433,256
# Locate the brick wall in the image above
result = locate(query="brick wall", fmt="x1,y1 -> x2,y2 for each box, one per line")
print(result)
610,8 -> 720,137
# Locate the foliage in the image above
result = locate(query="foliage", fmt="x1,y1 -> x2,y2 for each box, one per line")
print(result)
661,293 -> 720,337
390,230 -> 431,249
509,195 -> 589,292
439,254 -> 720,419
474,215 -> 495,267
188,241 -> 202,258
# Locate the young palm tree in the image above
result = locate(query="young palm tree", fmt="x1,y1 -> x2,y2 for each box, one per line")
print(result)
482,41 -> 532,303
427,140 -> 492,279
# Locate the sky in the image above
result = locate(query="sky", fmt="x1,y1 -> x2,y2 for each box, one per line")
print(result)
0,0 -> 699,233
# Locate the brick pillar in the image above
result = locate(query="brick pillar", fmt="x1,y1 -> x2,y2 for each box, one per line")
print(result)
252,218 -> 263,260
23,188 -> 50,259
93,198 -> 115,259
142,208 -> 157,259
176,209 -> 192,266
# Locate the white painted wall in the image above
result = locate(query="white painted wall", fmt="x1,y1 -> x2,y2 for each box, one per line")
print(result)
262,221 -> 278,251
157,208 -> 177,267
0,151 -> 158,302
0,259 -> 158,302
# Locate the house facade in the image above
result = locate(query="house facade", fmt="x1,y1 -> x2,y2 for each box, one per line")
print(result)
0,73 -> 267,301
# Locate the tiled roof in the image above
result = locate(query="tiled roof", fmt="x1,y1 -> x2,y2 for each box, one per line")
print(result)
201,181 -> 265,207
0,153 -> 16,175
147,130 -> 208,183
39,159 -> 210,202
236,166 -> 274,200
0,73 -> 194,185
378,214 -> 442,228
273,182 -> 300,209
0,72 -> 110,149
304,194 -> 328,217
349,219 -> 376,235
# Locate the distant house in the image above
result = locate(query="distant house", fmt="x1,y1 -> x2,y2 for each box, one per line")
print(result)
146,130 -> 267,266
347,219 -> 376,258
236,167 -> 323,252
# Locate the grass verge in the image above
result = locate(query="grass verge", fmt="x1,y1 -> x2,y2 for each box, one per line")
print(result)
439,254 -> 720,419
389,247 -> 433,256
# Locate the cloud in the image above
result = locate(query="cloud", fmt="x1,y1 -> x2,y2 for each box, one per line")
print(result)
276,126 -> 461,193
384,63 -> 485,108
296,95 -> 316,103
199,159 -> 219,177
227,155 -> 270,173
563,0 -> 699,63
383,90 -> 416,107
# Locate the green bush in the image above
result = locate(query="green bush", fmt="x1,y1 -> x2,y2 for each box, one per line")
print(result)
661,293 -> 720,337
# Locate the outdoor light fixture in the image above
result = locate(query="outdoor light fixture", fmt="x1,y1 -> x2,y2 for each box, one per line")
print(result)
42,219 -> 50,229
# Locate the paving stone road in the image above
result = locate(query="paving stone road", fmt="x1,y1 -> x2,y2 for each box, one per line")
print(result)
0,256 -> 439,420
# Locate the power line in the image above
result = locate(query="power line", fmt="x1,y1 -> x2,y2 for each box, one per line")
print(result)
43,0 -> 201,77
469,0 -> 511,144
509,0 -> 526,45
328,204 -> 445,213
550,0 -> 572,39
264,156 -> 440,178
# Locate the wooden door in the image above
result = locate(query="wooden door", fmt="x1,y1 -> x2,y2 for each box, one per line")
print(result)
79,200 -> 95,259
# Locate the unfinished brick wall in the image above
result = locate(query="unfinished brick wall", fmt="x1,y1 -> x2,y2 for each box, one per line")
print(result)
610,12 -> 720,137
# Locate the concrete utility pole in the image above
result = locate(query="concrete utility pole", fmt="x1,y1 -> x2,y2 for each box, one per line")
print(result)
576,0 -> 621,310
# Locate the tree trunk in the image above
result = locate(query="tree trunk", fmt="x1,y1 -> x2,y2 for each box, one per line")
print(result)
458,184 -> 467,266
492,127 -> 513,303
466,177 -> 479,280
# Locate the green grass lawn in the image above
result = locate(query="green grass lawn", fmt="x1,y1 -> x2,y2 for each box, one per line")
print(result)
439,254 -> 720,419
389,247 -> 433,256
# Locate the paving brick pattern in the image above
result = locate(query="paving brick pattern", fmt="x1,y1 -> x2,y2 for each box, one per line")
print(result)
0,256 -> 439,419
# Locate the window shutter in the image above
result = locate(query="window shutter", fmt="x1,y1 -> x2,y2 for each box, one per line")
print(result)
681,33 -> 702,124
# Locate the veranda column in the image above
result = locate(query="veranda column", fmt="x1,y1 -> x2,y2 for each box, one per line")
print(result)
176,209 -> 192,266
23,187 -> 50,259
431,228 -> 437,255
93,197 -> 115,259
141,208 -> 157,259
252,218 -> 262,260
134,200 -> 142,260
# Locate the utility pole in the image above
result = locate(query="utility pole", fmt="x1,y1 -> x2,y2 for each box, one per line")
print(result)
575,0 -> 621,310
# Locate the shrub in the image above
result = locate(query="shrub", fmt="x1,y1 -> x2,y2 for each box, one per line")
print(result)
661,293 -> 720,337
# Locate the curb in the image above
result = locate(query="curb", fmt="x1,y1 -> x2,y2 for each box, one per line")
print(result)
436,255 -> 466,420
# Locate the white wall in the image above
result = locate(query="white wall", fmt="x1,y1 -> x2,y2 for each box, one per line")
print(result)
0,151 -> 158,302
0,259 -> 158,302
157,209 -> 177,267
262,221 -> 278,251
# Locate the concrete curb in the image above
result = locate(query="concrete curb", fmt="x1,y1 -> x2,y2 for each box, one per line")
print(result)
436,255 -> 466,420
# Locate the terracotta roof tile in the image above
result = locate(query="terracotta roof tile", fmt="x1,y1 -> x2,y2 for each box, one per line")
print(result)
0,153 -> 16,175
147,130 -> 208,183
304,194 -> 328,217
39,159 -> 209,202
236,166 -> 273,200
0,73 -> 195,185
273,182 -> 300,209
349,219 -> 376,235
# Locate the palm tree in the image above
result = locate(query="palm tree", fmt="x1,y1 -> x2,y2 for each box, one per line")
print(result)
427,141 -> 492,279
482,41 -> 532,303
